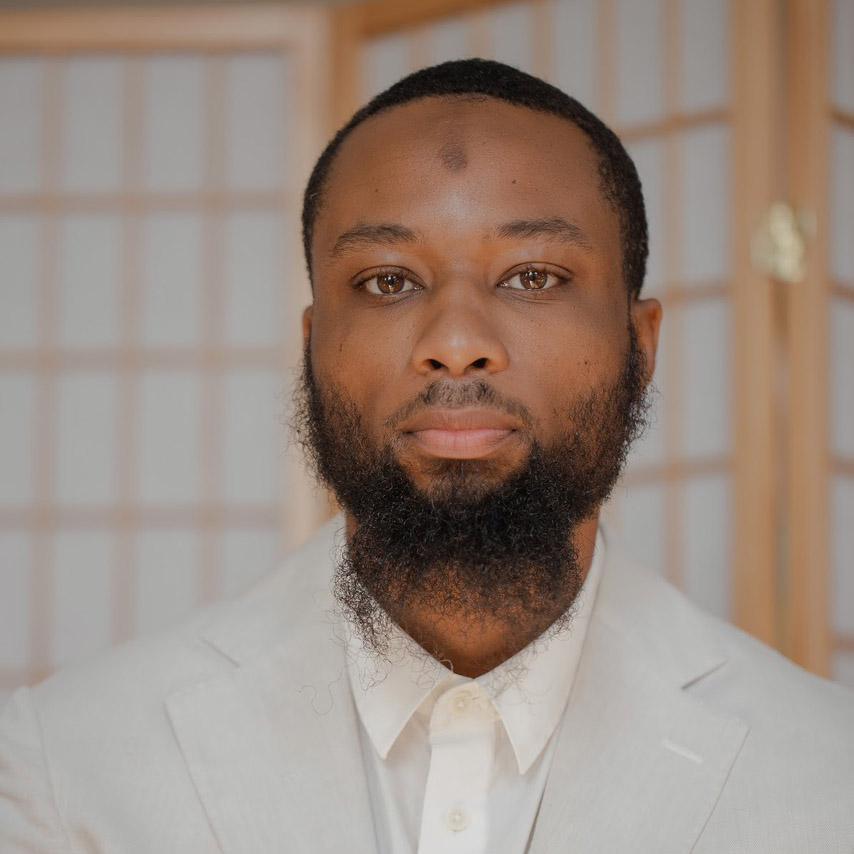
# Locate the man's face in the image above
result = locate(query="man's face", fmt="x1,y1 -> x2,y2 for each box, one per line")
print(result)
305,96 -> 658,492
299,96 -> 660,655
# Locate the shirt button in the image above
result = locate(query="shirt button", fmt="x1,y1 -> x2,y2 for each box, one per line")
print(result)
446,807 -> 470,832
451,690 -> 472,716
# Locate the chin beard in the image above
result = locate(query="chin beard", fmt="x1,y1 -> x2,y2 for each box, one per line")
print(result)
294,327 -> 650,660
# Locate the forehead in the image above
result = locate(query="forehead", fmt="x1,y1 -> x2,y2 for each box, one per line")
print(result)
315,96 -> 611,242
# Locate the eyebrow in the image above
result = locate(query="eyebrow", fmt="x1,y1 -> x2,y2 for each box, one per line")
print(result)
329,222 -> 420,258
494,217 -> 594,250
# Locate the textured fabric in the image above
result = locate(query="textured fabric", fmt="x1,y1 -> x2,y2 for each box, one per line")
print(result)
1,517 -> 853,853
347,532 -> 604,854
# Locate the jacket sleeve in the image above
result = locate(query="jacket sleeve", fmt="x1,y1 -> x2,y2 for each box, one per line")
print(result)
0,687 -> 73,853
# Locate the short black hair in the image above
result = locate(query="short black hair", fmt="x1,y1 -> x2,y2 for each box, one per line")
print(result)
302,58 -> 648,297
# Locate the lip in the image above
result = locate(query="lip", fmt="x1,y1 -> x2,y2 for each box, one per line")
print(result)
398,408 -> 522,459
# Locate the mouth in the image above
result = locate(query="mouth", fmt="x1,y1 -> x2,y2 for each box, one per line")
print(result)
397,408 -> 523,460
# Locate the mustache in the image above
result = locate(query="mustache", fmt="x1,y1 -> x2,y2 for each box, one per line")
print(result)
385,379 -> 536,431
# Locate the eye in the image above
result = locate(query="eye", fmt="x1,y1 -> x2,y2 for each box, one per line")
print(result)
358,271 -> 420,295
499,267 -> 567,291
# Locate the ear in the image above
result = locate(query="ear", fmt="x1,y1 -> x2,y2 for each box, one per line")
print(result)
302,304 -> 313,347
630,296 -> 662,384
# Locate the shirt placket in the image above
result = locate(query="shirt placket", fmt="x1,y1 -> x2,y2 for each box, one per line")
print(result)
417,683 -> 496,854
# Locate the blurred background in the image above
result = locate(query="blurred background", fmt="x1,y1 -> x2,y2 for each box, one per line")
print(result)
0,0 -> 852,706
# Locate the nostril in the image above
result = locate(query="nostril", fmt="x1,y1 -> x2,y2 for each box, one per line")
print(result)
471,358 -> 488,369
428,358 -> 444,370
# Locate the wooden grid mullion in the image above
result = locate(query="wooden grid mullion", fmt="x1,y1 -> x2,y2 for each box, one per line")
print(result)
407,25 -> 429,70
530,0 -> 553,83
468,6 -> 491,58
785,0 -> 832,674
286,20 -> 336,547
595,0 -> 616,124
0,348 -> 282,371
615,108 -> 730,142
113,54 -> 142,645
196,53 -> 226,606
832,458 -> 854,477
29,55 -> 63,683
0,506 -> 280,529
660,0 -> 684,590
729,0 -> 780,647
0,6 -> 324,53
830,107 -> 854,127
829,281 -> 854,297
0,189 -> 296,214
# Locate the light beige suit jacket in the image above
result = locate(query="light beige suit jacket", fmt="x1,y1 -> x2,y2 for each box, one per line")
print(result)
2,517 -> 853,853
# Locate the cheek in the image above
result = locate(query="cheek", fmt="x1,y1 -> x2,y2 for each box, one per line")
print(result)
309,307 -> 412,420
510,300 -> 626,397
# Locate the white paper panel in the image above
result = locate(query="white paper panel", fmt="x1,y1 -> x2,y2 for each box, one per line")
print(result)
140,212 -> 203,348
831,476 -> 854,634
220,528 -> 279,597
55,371 -> 117,506
137,371 -> 201,504
615,0 -> 664,126
681,124 -> 730,283
830,299 -> 854,459
627,137 -> 665,293
361,33 -> 410,102
552,0 -> 598,111
0,532 -> 31,670
682,299 -> 731,458
60,56 -> 124,193
613,482 -> 666,574
0,215 -> 39,350
223,211 -> 283,347
424,16 -> 471,66
680,0 -> 728,112
135,529 -> 198,635
0,691 -> 13,712
682,474 -> 731,619
831,0 -> 854,113
141,55 -> 205,192
222,369 -> 281,504
225,53 -> 288,192
830,126 -> 854,285
486,2 -> 534,73
0,58 -> 42,194
833,651 -> 854,690
0,374 -> 35,507
57,213 -> 122,348
50,530 -> 114,667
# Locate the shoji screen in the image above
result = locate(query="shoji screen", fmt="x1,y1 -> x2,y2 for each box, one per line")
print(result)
346,0 -> 741,621
0,7 -> 328,704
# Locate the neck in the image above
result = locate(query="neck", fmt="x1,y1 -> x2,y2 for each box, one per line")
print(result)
345,514 -> 599,678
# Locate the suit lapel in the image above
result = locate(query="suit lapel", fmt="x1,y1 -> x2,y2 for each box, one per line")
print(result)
166,641 -> 377,854
529,536 -> 749,854
528,616 -> 748,854
165,519 -> 377,854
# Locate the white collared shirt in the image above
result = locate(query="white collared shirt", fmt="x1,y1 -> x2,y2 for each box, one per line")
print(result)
346,529 -> 605,854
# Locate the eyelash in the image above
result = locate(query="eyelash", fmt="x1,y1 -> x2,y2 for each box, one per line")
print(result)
352,264 -> 571,296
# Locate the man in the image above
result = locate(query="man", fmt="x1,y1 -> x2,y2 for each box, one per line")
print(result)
1,59 -> 852,853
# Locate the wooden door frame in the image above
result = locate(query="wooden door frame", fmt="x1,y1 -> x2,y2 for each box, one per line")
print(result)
786,0 -> 832,674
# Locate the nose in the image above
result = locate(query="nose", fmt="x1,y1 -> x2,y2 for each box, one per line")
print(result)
410,284 -> 510,377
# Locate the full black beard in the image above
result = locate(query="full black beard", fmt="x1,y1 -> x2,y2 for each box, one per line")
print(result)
294,327 -> 650,660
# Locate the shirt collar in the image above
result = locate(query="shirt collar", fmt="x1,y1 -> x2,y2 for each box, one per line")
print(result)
346,527 -> 606,773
